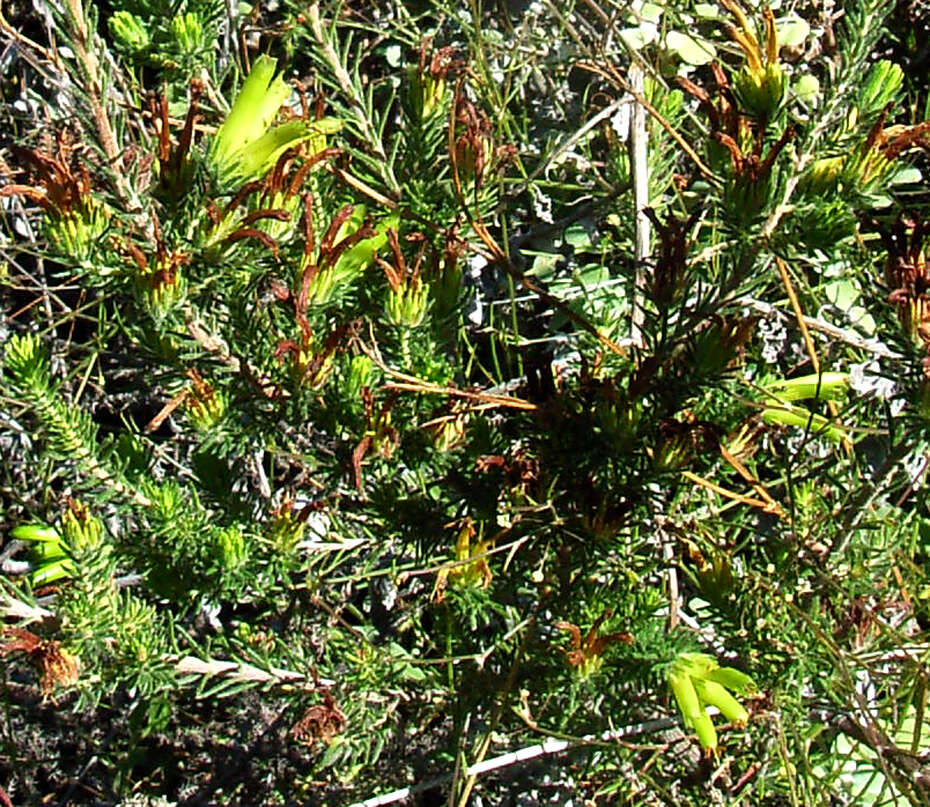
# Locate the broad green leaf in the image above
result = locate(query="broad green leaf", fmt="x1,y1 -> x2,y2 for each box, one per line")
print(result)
794,74 -> 820,104
890,166 -> 922,185
666,31 -> 716,65
620,23 -> 658,50
776,15 -> 810,48
564,224 -> 593,250
639,2 -> 664,23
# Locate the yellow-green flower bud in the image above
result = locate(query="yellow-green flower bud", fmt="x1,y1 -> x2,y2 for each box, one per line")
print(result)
61,505 -> 104,552
670,669 -> 717,751
385,280 -> 430,327
170,12 -> 204,55
209,57 -> 342,182
233,118 -> 341,182
732,62 -> 786,120
705,665 -> 758,696
210,55 -> 291,175
407,67 -> 447,121
764,372 -> 849,402
668,653 -> 756,751
11,524 -> 61,543
13,524 -> 75,586
109,11 -> 150,53
679,652 -> 717,679
269,507 -> 306,555
32,558 -> 74,587
30,539 -> 67,563
215,527 -> 248,570
761,404 -> 847,443
694,678 -> 750,725
299,210 -> 393,306
845,144 -> 892,189
595,393 -> 641,449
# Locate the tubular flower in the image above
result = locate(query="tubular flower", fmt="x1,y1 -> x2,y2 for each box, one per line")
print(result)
721,1 -> 785,119
432,520 -> 493,603
10,524 -> 74,587
1,135 -> 108,261
378,229 -> 430,327
208,55 -> 341,183
667,652 -> 756,753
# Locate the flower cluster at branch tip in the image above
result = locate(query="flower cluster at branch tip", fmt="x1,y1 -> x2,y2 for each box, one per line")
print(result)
1,135 -> 108,261
208,55 -> 342,183
759,371 -> 849,444
667,652 -> 757,752
432,520 -> 493,603
555,609 -> 633,679
378,229 -> 430,327
721,0 -> 785,119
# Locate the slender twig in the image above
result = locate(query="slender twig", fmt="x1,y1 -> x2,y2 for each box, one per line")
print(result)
305,4 -> 400,196
62,0 -> 132,207
349,715 -> 681,807
579,60 -> 719,183
681,470 -> 784,514
174,655 -> 335,689
744,298 -> 901,359
775,257 -> 822,373
775,257 -> 845,442
629,63 -> 650,349
719,443 -> 786,518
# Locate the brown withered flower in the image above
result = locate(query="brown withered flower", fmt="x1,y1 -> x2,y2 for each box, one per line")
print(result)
268,194 -> 376,386
678,65 -> 794,217
0,628 -> 79,698
291,690 -> 347,747
407,39 -> 462,122
453,94 -> 492,187
273,319 -> 359,390
153,79 -> 202,199
377,229 -> 430,326
351,387 -> 400,491
475,449 -> 541,498
419,40 -> 461,84
203,131 -> 341,259
642,207 -> 701,307
713,125 -> 794,196
2,131 -> 109,258
555,609 -> 633,677
4,133 -> 92,216
124,211 -> 189,310
451,90 -> 516,191
877,214 -> 930,352
677,63 -> 745,146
